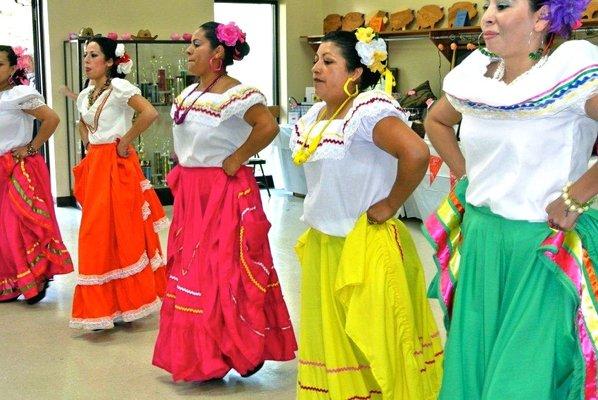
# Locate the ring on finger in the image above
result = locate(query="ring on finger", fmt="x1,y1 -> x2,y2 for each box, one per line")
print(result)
548,219 -> 563,231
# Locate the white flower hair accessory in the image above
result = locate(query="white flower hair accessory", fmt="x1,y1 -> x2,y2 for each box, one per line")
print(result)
114,46 -> 133,75
354,27 -> 395,94
355,38 -> 387,72
355,27 -> 387,74
115,43 -> 126,58
117,59 -> 133,74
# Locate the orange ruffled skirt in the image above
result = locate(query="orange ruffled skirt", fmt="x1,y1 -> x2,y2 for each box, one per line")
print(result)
70,143 -> 168,329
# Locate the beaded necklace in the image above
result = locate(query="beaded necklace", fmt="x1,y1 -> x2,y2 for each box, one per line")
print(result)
293,93 -> 358,165
492,56 -> 548,84
173,74 -> 224,125
88,78 -> 112,108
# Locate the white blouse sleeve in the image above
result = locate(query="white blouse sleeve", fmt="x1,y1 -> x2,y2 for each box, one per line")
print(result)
220,85 -> 267,120
0,85 -> 45,111
343,90 -> 408,142
110,78 -> 141,106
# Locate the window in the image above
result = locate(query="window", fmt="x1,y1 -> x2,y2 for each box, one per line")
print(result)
0,1 -> 34,50
0,0 -> 46,94
214,0 -> 278,105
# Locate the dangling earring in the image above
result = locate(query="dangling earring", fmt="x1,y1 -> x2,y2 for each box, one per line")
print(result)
527,31 -> 544,60
343,77 -> 359,97
209,57 -> 223,72
528,47 -> 543,61
477,32 -> 499,59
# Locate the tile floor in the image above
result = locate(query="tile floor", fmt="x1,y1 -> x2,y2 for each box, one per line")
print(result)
0,191 -> 444,399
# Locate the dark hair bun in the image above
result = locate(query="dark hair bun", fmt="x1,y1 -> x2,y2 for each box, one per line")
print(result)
233,41 -> 250,61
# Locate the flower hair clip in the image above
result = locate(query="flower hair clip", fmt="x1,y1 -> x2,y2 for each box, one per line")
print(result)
11,46 -> 32,85
114,43 -> 133,74
216,22 -> 246,47
13,47 -> 32,72
545,0 -> 589,37
354,27 -> 395,94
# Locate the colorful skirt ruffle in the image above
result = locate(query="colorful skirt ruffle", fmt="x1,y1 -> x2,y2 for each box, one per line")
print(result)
424,179 -> 598,399
295,215 -> 443,399
152,165 -> 297,382
70,143 -> 168,329
0,153 -> 72,301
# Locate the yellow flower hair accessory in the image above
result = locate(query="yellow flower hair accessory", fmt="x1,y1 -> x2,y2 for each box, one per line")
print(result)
355,27 -> 375,43
354,28 -> 395,94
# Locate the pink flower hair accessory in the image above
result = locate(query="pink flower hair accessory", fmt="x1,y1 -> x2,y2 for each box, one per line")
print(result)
10,46 -> 32,85
216,22 -> 246,47
13,47 -> 32,73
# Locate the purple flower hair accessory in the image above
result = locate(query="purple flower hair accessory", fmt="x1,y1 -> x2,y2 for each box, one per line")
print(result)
545,0 -> 590,37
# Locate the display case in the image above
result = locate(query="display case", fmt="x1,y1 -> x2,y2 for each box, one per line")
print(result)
63,38 -> 193,204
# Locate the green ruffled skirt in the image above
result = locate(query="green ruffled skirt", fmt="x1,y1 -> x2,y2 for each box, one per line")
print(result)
424,180 -> 598,399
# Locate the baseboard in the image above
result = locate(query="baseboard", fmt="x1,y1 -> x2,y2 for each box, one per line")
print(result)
56,196 -> 77,208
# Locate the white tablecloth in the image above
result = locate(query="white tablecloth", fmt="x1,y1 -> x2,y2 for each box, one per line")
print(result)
273,124 -> 307,195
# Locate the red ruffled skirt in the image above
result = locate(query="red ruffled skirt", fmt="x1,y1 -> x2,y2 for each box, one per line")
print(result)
152,165 -> 297,381
70,143 -> 167,329
0,153 -> 73,301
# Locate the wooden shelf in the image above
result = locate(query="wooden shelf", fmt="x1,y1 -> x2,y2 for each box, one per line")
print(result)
302,20 -> 598,62
301,26 -> 481,60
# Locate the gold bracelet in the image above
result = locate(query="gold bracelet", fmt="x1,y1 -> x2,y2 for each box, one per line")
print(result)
26,143 -> 37,156
561,182 -> 594,214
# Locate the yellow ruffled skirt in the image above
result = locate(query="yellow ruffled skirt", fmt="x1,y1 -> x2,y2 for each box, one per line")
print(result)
295,214 -> 443,399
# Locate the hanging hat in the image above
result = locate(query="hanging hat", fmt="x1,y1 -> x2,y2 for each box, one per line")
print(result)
132,29 -> 158,40
78,27 -> 94,37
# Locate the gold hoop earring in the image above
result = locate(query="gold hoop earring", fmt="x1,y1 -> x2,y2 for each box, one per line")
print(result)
343,77 -> 358,97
